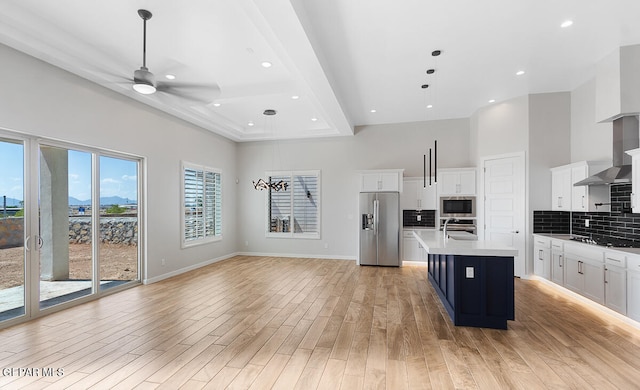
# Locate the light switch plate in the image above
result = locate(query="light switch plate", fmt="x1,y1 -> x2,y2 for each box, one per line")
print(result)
466,266 -> 474,278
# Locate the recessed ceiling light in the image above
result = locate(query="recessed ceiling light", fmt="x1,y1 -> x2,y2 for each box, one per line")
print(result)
561,20 -> 573,28
431,50 -> 441,57
291,95 -> 300,100
311,117 -> 318,122
426,105 -> 433,109
261,61 -> 272,68
213,103 -> 221,107
489,99 -> 496,103
370,109 -> 377,113
516,70 -> 526,76
248,121 -> 254,126
426,69 -> 435,75
165,74 -> 176,80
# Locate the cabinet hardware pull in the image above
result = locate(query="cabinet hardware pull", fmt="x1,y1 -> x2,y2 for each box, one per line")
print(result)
604,268 -> 608,284
559,255 -> 563,267
539,249 -> 543,260
582,195 -> 585,209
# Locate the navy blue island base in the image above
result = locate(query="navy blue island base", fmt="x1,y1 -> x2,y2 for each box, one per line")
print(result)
427,253 -> 515,330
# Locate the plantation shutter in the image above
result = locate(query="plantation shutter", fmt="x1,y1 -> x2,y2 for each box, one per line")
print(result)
292,175 -> 318,233
266,171 -> 320,238
268,175 -> 291,232
183,163 -> 222,245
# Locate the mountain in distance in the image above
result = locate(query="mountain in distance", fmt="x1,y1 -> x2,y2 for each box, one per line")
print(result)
68,196 -> 136,206
2,196 -> 135,207
0,197 -> 22,207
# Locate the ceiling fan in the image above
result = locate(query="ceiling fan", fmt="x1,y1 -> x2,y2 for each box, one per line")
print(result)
129,9 -> 220,101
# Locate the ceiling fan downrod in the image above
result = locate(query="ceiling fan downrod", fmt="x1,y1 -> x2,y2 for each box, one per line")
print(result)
138,9 -> 152,69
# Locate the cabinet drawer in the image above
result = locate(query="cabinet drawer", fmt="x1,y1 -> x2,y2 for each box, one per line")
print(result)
551,240 -> 563,251
533,236 -> 551,248
627,255 -> 640,272
604,251 -> 626,268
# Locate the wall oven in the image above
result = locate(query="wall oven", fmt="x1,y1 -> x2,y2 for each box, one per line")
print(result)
440,196 -> 476,218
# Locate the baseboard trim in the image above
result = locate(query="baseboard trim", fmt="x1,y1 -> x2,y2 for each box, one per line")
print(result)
143,252 -> 239,284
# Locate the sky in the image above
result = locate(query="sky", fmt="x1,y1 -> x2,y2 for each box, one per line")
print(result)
0,140 -> 137,204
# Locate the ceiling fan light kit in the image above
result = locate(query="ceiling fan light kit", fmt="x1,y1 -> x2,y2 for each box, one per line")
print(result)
133,66 -> 156,94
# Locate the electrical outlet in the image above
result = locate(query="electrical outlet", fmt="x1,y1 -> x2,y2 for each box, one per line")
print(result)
245,240 -> 249,247
585,219 -> 590,227
465,266 -> 474,278
324,243 -> 329,249
161,258 -> 166,266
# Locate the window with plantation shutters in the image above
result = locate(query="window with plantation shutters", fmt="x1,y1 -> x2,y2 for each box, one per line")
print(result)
266,170 -> 320,239
182,162 -> 222,247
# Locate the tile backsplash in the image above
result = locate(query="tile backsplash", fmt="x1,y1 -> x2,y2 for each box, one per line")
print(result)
533,210 -> 570,234
534,184 -> 640,243
403,209 -> 436,227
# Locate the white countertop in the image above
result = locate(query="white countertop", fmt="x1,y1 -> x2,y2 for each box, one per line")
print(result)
533,233 -> 640,256
414,229 -> 518,257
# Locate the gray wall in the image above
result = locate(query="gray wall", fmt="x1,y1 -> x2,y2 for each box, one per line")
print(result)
571,78 -> 613,162
236,119 -> 471,258
0,43 -> 238,283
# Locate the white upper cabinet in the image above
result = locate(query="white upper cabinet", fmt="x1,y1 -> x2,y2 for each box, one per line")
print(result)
551,161 -> 610,212
626,148 -> 640,213
401,178 -> 437,210
438,168 -> 476,195
360,169 -> 404,192
551,167 -> 572,211
596,44 -> 640,122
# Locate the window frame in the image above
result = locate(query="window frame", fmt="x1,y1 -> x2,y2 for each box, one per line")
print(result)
265,170 -> 321,239
181,161 -> 222,248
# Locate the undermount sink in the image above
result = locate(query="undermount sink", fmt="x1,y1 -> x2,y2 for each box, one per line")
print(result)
447,232 -> 478,241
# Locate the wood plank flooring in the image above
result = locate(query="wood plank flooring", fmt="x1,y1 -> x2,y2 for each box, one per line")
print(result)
1,255 -> 640,389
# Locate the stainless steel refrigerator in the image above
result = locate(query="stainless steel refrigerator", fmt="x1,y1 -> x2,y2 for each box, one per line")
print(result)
359,192 -> 400,266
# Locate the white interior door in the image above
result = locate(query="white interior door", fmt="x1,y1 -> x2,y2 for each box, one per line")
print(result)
483,154 -> 525,277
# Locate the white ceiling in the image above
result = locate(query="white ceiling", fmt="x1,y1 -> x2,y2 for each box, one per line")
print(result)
2,0 -> 640,142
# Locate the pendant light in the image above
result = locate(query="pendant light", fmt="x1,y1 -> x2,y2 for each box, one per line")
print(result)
252,109 -> 289,191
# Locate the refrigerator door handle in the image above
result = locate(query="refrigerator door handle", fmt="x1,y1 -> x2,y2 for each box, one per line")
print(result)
373,199 -> 379,236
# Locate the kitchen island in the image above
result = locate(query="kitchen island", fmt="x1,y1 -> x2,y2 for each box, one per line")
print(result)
414,230 -> 518,329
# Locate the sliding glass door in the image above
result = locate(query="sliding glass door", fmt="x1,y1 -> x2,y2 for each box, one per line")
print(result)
0,132 -> 142,328
99,155 -> 139,291
38,145 -> 95,309
0,138 -> 26,322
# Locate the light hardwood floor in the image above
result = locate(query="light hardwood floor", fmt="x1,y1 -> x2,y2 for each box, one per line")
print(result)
1,255 -> 640,389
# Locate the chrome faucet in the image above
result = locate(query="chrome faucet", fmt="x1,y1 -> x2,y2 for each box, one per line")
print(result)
443,218 -> 459,239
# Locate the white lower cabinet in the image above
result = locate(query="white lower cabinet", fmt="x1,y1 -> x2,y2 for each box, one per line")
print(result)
559,244 -> 605,305
533,235 -> 640,321
533,237 -> 551,279
627,256 -> 640,322
402,231 -> 426,261
604,251 -> 626,315
551,241 -> 564,285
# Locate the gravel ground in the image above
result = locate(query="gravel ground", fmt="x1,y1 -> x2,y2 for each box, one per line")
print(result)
0,244 -> 138,289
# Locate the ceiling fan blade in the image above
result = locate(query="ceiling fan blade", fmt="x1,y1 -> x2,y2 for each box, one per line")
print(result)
156,89 -> 216,104
156,81 -> 221,103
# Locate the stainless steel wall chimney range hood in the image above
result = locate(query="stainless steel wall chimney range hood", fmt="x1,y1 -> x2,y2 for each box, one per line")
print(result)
574,116 -> 639,186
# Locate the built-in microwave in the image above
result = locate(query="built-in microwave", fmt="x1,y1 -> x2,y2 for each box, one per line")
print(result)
440,196 -> 476,218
